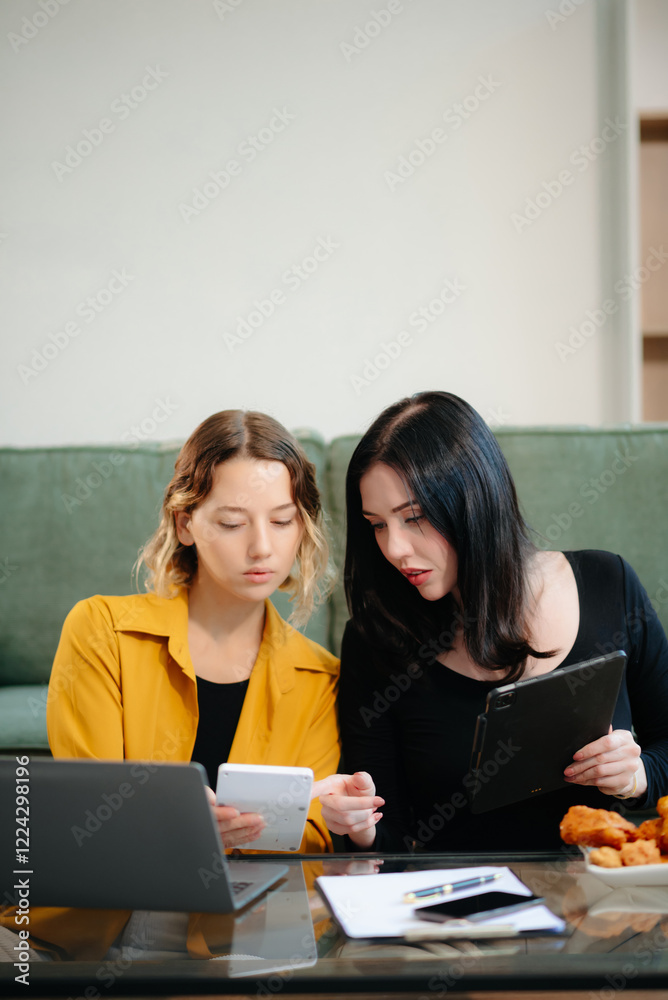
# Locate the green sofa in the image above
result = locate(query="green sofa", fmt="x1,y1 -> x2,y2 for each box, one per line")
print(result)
1,426 -> 667,752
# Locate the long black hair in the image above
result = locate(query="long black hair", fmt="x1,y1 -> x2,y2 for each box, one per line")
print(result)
344,391 -> 552,681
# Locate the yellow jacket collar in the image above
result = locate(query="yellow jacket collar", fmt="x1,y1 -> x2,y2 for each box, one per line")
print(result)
110,592 -> 335,694
107,590 -> 192,677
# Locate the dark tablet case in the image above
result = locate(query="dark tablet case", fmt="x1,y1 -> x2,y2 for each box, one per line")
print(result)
467,651 -> 627,814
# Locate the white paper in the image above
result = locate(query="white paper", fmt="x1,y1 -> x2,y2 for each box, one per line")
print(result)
316,865 -> 565,939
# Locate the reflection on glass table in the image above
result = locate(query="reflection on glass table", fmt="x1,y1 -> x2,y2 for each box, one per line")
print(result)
2,854 -> 668,994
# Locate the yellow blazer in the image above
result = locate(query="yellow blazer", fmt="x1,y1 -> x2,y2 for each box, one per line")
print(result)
47,592 -> 340,852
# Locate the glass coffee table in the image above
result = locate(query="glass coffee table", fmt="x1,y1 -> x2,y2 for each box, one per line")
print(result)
2,851 -> 668,996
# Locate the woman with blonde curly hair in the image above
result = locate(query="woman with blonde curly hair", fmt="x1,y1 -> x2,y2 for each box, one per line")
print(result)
47,410 -> 339,852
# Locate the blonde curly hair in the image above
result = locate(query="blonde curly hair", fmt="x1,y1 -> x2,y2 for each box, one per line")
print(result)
137,410 -> 334,628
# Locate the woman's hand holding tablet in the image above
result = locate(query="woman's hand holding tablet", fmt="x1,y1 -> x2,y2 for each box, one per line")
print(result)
564,726 -> 646,799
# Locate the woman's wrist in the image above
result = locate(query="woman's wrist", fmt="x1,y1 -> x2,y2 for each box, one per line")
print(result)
613,759 -> 647,800
348,825 -> 378,849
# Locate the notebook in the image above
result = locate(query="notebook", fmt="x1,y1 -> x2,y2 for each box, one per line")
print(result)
0,758 -> 287,912
316,866 -> 565,939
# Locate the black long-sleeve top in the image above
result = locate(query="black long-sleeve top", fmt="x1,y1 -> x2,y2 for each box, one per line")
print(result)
339,551 -> 668,852
191,677 -> 249,788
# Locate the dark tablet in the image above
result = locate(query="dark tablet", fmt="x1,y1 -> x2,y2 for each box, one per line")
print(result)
467,651 -> 627,814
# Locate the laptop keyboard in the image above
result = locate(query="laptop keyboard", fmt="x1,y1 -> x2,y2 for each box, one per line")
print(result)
231,880 -> 253,895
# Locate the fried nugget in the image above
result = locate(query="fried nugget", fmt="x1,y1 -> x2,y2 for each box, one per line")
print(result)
654,806 -> 668,853
636,818 -> 663,840
636,818 -> 664,852
639,810 -> 668,853
656,796 -> 668,821
620,839 -> 662,866
560,805 -> 639,850
589,846 -> 623,868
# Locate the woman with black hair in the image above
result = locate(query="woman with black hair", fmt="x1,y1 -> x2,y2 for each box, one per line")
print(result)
319,391 -> 668,852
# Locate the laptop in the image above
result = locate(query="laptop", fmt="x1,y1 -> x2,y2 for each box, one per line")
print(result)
0,759 -> 287,912
467,651 -> 627,813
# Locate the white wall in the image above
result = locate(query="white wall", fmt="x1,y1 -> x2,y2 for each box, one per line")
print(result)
633,0 -> 668,112
0,0 -> 636,445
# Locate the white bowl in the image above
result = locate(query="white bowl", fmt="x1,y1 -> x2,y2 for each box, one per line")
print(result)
580,847 -> 668,888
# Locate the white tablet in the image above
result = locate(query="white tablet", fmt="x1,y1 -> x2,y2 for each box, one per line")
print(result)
215,763 -> 313,852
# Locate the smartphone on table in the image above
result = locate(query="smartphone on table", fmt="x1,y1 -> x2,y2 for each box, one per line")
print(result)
415,891 -> 544,923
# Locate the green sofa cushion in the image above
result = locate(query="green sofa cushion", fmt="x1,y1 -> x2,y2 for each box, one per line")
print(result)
0,684 -> 48,748
0,431 -> 329,690
1,424 -> 666,752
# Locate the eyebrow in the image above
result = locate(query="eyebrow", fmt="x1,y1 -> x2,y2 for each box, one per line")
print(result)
214,502 -> 297,513
362,500 -> 418,516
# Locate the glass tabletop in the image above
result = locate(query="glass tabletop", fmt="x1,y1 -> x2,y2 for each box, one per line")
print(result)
2,852 -> 668,995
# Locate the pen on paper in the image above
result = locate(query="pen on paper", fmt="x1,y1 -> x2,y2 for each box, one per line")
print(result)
402,872 -> 503,903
